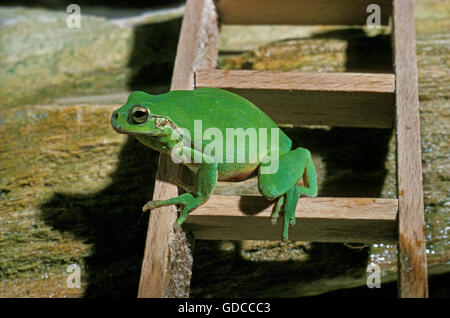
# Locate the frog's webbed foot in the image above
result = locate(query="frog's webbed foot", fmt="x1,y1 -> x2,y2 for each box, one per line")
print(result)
259,147 -> 318,241
266,189 -> 299,241
271,196 -> 284,225
142,193 -> 194,212
281,186 -> 301,242
142,200 -> 159,212
142,192 -> 210,231
142,176 -> 196,213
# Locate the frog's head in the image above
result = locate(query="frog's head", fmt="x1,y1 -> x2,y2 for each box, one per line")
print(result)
111,91 -> 177,139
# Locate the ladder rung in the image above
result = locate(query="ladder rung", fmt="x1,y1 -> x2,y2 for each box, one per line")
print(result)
215,0 -> 392,25
184,195 -> 398,243
195,70 -> 395,128
196,70 -> 395,93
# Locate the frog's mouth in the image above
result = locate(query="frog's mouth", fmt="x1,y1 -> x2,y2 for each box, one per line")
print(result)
112,125 -> 168,137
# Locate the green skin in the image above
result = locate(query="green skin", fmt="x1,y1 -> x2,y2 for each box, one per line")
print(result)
111,88 -> 318,241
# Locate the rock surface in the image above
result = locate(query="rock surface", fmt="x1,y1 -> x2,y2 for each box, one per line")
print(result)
0,6 -> 180,108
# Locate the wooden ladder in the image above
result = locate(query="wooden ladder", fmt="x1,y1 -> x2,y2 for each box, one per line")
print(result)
138,0 -> 428,298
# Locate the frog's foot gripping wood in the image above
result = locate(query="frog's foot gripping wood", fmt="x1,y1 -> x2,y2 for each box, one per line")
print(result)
143,148 -> 218,228
258,147 -> 318,241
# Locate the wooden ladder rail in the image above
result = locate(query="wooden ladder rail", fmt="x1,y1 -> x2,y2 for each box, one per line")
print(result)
392,0 -> 428,298
138,0 -> 220,298
138,0 -> 428,298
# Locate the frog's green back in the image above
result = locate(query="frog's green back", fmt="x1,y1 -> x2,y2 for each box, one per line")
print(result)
149,87 -> 292,153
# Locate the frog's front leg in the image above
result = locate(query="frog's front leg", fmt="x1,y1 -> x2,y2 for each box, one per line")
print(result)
258,147 -> 318,241
143,147 -> 217,228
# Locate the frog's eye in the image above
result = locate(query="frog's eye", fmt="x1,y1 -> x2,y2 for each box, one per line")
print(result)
131,105 -> 149,124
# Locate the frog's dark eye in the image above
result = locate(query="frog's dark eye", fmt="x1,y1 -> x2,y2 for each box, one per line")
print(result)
131,105 -> 149,124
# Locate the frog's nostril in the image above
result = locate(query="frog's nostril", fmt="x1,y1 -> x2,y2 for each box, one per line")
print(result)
113,112 -> 119,120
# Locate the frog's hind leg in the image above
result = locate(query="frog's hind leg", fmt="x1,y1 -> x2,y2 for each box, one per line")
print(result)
258,147 -> 318,241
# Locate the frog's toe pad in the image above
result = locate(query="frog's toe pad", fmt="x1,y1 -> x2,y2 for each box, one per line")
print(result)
173,222 -> 181,230
271,217 -> 278,225
142,201 -> 156,212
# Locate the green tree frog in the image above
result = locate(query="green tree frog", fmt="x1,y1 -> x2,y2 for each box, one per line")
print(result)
111,88 -> 318,241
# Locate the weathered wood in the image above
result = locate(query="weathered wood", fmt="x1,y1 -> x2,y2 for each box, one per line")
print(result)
393,0 -> 429,298
195,70 -> 395,128
138,0 -> 219,298
196,70 -> 395,93
184,196 -> 398,243
215,0 -> 392,25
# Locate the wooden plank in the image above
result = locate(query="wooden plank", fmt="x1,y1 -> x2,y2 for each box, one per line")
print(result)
196,70 -> 395,93
392,0 -> 428,298
183,196 -> 398,243
195,70 -> 395,128
138,0 -> 220,298
215,0 -> 392,25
